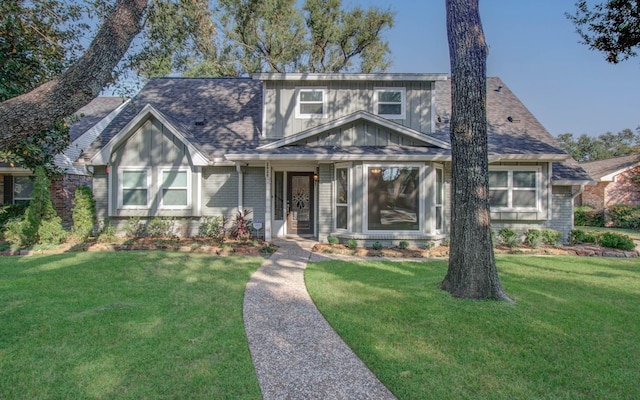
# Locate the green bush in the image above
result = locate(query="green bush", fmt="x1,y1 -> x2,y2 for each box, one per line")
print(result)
399,240 -> 409,249
0,203 -> 28,230
3,218 -> 25,248
541,229 -> 563,246
22,167 -> 66,246
524,229 -> 543,248
607,205 -> 640,229
199,216 -> 227,241
498,228 -> 520,248
146,217 -> 174,238
569,229 -> 597,245
124,217 -> 144,238
97,219 -> 117,243
372,241 -> 383,250
71,186 -> 96,242
327,236 -> 339,245
347,239 -> 358,249
598,232 -> 636,251
574,206 -> 605,227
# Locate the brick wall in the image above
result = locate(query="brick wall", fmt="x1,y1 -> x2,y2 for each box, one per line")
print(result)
581,182 -> 606,209
605,167 -> 640,207
50,174 -> 92,226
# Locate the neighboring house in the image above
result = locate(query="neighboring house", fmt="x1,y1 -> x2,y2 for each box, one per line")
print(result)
577,155 -> 640,209
0,97 -> 128,223
77,74 -> 591,244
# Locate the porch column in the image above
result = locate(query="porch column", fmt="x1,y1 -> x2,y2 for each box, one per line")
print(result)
264,162 -> 272,241
236,163 -> 244,213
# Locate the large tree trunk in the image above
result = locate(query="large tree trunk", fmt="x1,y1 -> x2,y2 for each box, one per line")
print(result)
0,0 -> 147,150
440,0 -> 510,300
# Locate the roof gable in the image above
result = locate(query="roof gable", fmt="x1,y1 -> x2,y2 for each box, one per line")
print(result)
258,111 -> 450,150
580,155 -> 640,181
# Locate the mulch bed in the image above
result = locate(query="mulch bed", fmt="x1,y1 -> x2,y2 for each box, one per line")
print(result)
312,243 -> 639,259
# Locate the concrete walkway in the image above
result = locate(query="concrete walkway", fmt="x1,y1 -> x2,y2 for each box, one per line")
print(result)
243,239 -> 396,400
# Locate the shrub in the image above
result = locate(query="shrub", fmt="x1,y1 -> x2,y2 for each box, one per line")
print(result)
71,186 -> 96,241
146,217 -> 174,238
399,240 -> 409,249
598,232 -> 636,251
230,209 -> 252,240
371,241 -> 383,250
260,245 -> 276,254
124,217 -> 144,238
97,219 -> 117,243
0,203 -> 28,231
498,228 -> 520,248
541,229 -> 562,246
22,167 -> 66,246
607,205 -> 640,229
569,229 -> 597,245
524,229 -> 544,248
327,236 -> 339,245
200,216 -> 227,241
574,206 -> 605,227
3,218 -> 25,248
347,239 -> 358,249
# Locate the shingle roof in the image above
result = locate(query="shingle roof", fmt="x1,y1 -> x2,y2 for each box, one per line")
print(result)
69,97 -> 126,142
434,77 -> 589,183
580,154 -> 640,180
81,78 -> 263,161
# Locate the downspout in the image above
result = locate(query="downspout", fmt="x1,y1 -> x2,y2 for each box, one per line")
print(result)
236,163 -> 244,214
572,184 -> 586,201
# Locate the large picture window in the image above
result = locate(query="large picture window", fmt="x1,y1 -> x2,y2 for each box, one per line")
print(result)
367,166 -> 420,231
489,168 -> 539,211
296,88 -> 327,118
159,168 -> 190,208
120,168 -> 150,208
374,88 -> 405,119
335,167 -> 349,230
13,176 -> 33,204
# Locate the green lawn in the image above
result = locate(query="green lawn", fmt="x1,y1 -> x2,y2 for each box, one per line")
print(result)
0,251 -> 263,399
306,256 -> 640,399
577,226 -> 640,241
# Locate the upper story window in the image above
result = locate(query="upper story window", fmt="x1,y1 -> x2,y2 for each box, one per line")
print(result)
295,88 -> 327,118
489,167 -> 540,211
374,88 -> 405,119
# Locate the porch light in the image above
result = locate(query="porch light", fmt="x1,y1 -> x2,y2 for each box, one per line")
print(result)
370,168 -> 382,174
313,172 -> 319,181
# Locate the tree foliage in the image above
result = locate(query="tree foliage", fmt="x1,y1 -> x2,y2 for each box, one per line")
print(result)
556,127 -> 640,161
568,0 -> 640,63
441,0 -> 509,300
0,0 -> 88,172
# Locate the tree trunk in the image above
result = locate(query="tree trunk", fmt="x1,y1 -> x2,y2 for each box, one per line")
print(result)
0,0 -> 147,150
440,0 -> 510,300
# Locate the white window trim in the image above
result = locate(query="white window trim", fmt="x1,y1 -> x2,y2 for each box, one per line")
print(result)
118,167 -> 152,209
363,163 -> 423,234
374,87 -> 406,119
489,165 -> 541,212
434,164 -> 444,233
158,167 -> 191,209
334,163 -> 352,232
295,87 -> 328,119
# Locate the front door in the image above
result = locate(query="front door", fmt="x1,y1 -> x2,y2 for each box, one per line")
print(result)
287,172 -> 314,235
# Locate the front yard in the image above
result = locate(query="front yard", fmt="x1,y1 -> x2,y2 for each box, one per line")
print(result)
0,252 -> 263,399
306,256 -> 640,399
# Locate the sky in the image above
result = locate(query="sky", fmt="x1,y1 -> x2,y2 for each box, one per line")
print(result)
349,0 -> 640,138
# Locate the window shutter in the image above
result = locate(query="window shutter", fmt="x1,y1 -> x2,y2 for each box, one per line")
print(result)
4,176 -> 13,204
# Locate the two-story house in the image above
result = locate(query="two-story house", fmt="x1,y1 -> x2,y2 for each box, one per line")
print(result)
78,74 -> 591,244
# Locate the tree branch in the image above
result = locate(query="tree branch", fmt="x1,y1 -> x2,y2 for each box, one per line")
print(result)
0,0 -> 147,150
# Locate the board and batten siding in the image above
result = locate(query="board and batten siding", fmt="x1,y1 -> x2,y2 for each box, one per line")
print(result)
290,120 -> 426,147
263,80 -> 434,139
109,117 -> 197,217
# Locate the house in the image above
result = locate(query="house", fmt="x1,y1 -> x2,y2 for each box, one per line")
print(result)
0,97 -> 128,223
77,74 -> 591,245
577,154 -> 640,209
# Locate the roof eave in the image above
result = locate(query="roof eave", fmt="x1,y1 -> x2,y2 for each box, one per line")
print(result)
252,73 -> 449,82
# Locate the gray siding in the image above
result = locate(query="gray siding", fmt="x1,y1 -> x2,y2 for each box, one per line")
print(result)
202,166 -> 238,220
93,166 -> 109,222
264,80 -> 433,138
290,120 -> 425,147
243,167 -> 266,226
488,162 -> 550,221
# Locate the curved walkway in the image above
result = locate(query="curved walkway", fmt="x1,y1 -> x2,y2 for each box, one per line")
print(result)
243,239 -> 396,400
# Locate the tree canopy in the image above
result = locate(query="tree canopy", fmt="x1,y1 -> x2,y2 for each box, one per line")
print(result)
556,127 -> 640,162
568,0 -> 640,63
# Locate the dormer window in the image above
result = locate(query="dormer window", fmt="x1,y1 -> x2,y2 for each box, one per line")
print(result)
374,88 -> 405,119
296,88 -> 327,118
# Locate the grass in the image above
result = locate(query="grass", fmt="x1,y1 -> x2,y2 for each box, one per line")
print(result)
577,225 -> 640,241
306,256 -> 640,399
0,251 -> 264,399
